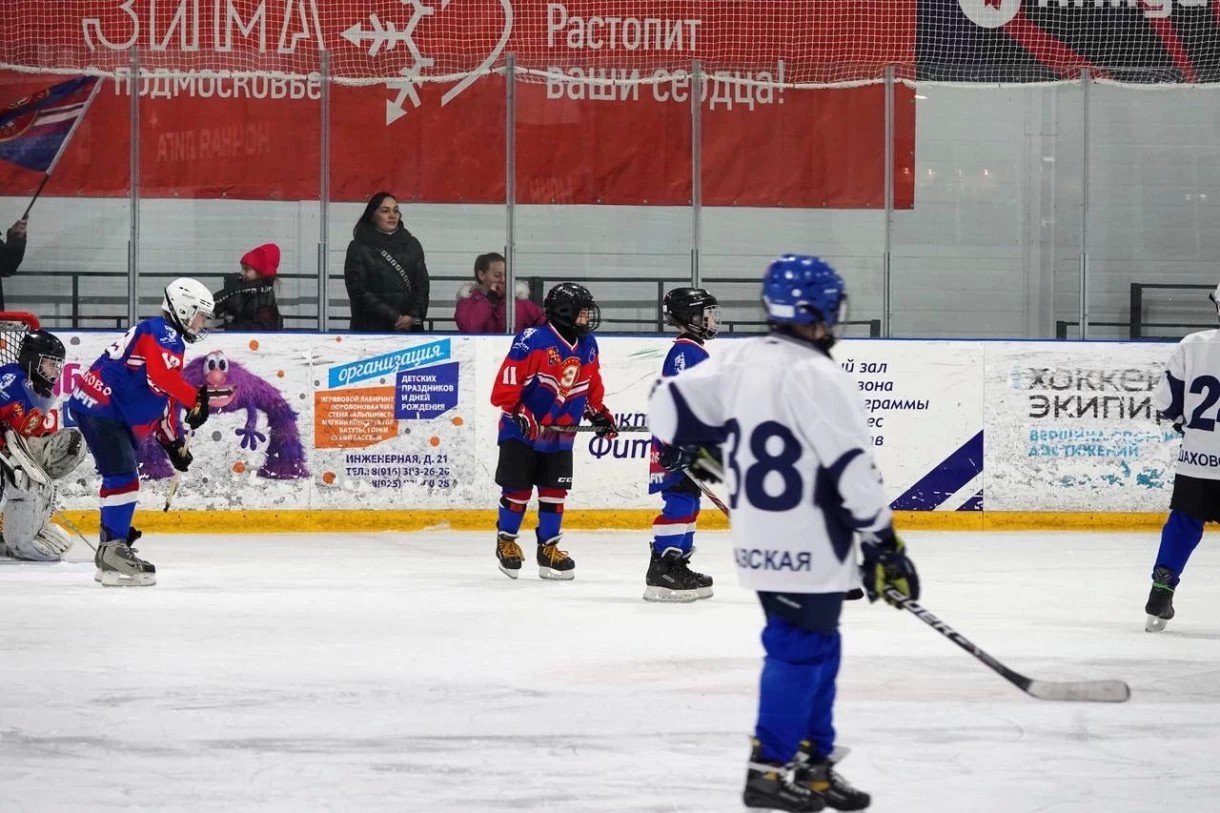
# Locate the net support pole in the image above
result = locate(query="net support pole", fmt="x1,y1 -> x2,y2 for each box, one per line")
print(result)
883,65 -> 895,339
1078,68 -> 1091,340
691,60 -> 702,289
505,53 -> 517,337
318,50 -> 331,332
127,48 -> 140,327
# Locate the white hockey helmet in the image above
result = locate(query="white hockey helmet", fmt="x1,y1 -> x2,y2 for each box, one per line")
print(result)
162,277 -> 215,343
1211,282 -> 1220,322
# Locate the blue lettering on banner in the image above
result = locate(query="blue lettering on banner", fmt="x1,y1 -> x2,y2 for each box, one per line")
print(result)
395,361 -> 459,420
328,339 -> 451,388
733,548 -> 813,572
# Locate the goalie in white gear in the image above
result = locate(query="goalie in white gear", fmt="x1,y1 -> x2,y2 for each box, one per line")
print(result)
0,328 -> 88,562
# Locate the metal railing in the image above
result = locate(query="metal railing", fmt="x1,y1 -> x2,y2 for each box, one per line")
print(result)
9,269 -> 882,337
1055,282 -> 1215,340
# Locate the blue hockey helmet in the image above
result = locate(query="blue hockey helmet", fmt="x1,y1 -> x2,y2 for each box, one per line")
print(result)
761,254 -> 847,328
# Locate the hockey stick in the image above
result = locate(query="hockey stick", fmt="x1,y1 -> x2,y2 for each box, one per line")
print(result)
550,424 -> 652,434
52,509 -> 97,554
163,431 -> 192,512
684,470 -> 731,516
886,587 -> 1131,703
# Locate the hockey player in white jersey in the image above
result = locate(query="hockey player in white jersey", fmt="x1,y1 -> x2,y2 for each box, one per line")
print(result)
649,255 -> 919,812
1145,282 -> 1220,632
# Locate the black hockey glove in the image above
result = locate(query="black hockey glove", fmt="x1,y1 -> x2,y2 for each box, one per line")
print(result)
860,527 -> 919,609
161,438 -> 193,473
585,405 -> 619,439
185,384 -> 210,430
656,444 -> 694,472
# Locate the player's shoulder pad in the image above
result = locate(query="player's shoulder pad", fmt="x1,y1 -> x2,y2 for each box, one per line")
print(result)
139,315 -> 185,349
1179,328 -> 1220,346
0,364 -> 24,402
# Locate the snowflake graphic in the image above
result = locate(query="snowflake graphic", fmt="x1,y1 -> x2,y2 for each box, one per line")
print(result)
341,0 -> 513,126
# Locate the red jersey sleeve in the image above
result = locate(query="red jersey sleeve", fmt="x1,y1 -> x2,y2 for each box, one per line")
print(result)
135,332 -> 198,407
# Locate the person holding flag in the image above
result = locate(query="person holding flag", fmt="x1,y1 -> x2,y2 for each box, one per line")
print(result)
0,75 -> 101,309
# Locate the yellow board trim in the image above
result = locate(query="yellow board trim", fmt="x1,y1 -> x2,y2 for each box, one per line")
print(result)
54,509 -> 1167,535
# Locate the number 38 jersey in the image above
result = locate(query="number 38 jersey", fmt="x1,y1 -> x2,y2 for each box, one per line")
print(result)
648,333 -> 892,594
1155,328 -> 1220,481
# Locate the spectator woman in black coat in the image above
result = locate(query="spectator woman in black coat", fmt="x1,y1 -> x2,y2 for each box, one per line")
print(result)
344,192 -> 430,332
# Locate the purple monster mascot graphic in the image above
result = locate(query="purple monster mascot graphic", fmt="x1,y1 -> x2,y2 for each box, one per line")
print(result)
138,350 -> 309,480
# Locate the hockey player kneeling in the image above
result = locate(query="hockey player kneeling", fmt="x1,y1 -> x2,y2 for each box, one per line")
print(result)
0,329 -> 86,563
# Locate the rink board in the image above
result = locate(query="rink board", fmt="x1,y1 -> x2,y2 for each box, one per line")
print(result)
46,332 -> 1181,530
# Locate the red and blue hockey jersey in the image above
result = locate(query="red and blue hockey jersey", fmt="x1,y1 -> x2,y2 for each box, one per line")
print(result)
0,364 -> 54,445
490,323 -> 607,453
649,337 -> 710,493
69,316 -> 197,441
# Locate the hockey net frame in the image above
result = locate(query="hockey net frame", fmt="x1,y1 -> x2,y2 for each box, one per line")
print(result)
0,312 -> 41,370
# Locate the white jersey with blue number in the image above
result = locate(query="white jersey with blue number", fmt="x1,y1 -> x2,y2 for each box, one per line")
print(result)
1154,328 -> 1220,481
648,333 -> 892,594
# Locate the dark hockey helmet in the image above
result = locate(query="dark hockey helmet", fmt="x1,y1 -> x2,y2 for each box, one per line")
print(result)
19,329 -> 66,398
664,287 -> 721,340
544,282 -> 601,336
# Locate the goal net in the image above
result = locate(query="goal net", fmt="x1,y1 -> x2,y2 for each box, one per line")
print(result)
0,312 -> 40,369
4,1 -> 1216,88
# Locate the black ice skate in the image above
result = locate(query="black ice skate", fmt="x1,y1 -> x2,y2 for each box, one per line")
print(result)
743,738 -> 825,812
678,552 -> 713,599
642,548 -> 701,603
794,742 -> 871,811
1145,567 -> 1177,633
495,531 -> 524,579
95,527 -> 155,587
536,533 -> 575,580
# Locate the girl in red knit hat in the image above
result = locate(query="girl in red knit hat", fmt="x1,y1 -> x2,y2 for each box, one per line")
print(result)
214,243 -> 283,331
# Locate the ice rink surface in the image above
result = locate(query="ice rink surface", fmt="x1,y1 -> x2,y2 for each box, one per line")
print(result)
2,529 -> 1218,812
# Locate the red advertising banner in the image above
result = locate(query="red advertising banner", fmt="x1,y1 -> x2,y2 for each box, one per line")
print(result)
0,2 -> 916,208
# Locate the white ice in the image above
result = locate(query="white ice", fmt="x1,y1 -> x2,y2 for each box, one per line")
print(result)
2,530 -> 1218,812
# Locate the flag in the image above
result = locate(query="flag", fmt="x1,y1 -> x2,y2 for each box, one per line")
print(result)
0,76 -> 102,175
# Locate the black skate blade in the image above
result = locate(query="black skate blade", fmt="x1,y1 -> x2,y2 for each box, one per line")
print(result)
1024,678 -> 1130,703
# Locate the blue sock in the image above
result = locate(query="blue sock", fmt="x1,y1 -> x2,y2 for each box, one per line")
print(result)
1154,510 -> 1205,584
537,505 -> 563,543
652,491 -> 699,555
497,491 -> 530,537
98,473 -> 139,543
755,616 -> 840,763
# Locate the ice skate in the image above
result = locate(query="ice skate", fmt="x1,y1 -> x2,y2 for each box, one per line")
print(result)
794,742 -> 870,811
678,552 -> 713,599
95,530 -> 156,587
495,531 -> 524,579
642,548 -> 700,602
743,738 -> 825,812
537,533 -> 575,580
1145,567 -> 1176,632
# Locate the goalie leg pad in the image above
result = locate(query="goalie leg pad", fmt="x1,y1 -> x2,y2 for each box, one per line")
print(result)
25,428 -> 87,481
1,478 -> 61,561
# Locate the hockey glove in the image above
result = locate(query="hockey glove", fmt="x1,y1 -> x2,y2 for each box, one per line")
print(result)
656,443 -> 694,472
185,384 -> 210,430
585,405 -> 619,439
859,527 -> 919,609
511,406 -> 539,441
161,438 -> 194,473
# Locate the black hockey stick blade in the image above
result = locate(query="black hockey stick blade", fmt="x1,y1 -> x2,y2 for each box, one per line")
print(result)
886,588 -> 1131,703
